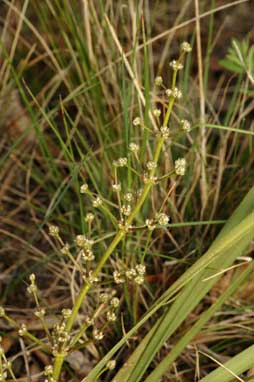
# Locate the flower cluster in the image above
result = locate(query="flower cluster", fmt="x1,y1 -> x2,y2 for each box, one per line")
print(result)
154,76 -> 163,86
165,87 -> 182,99
175,158 -> 186,176
169,60 -> 183,71
181,119 -> 191,132
44,365 -> 54,382
27,273 -> 37,295
126,264 -> 146,285
52,322 -> 71,355
49,225 -> 60,238
133,117 -> 141,126
76,234 -> 95,262
156,212 -> 170,226
129,142 -> 139,153
92,197 -> 102,208
80,183 -> 89,193
113,157 -> 128,167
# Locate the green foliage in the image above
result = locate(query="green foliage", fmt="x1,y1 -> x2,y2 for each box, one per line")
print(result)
220,38 -> 254,76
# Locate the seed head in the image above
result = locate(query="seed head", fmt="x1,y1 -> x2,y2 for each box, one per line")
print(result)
110,297 -> 120,308
181,119 -> 191,132
80,249 -> 95,261
124,192 -> 133,202
75,235 -> 93,249
85,213 -> 94,223
156,212 -> 169,226
145,218 -> 156,231
136,264 -> 146,275
113,271 -> 124,284
175,158 -> 186,176
0,307 -> 5,317
133,117 -> 141,126
34,308 -> 46,318
160,126 -> 170,139
121,204 -> 131,216
172,87 -> 182,99
99,293 -> 110,303
155,76 -> 163,86
92,197 -> 102,208
169,60 -> 183,71
85,316 -> 94,326
112,183 -> 121,192
93,328 -> 104,341
18,323 -> 27,336
88,271 -> 99,284
107,311 -> 117,322
61,243 -> 70,255
107,360 -> 116,370
153,108 -> 161,117
49,225 -> 59,237
62,309 -> 72,319
134,275 -> 145,285
129,142 -> 139,153
44,365 -> 53,376
113,157 -> 128,167
181,41 -> 192,53
80,183 -> 89,193
147,161 -> 157,170
126,268 -> 137,279
165,88 -> 172,97
143,173 -> 157,184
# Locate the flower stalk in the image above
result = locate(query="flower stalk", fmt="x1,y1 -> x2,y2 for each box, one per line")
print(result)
52,46 -> 189,381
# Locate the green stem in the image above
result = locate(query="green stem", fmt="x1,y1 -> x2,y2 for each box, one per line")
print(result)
52,353 -> 65,381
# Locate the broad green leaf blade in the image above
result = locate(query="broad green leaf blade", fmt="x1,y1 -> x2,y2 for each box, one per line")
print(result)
113,188 -> 254,382
200,345 -> 254,382
145,263 -> 254,381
